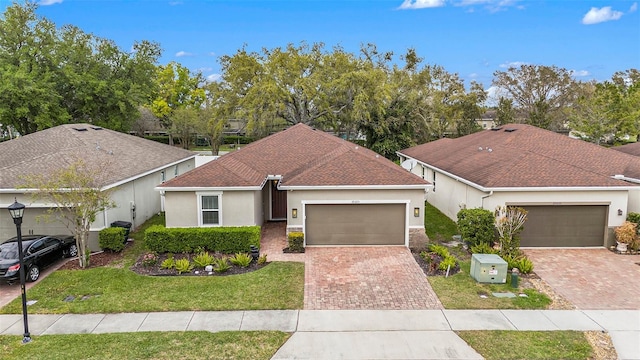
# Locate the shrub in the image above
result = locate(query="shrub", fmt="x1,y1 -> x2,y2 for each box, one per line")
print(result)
626,213 -> 640,235
174,258 -> 193,274
428,244 -> 449,258
229,252 -> 252,267
144,225 -> 261,254
193,251 -> 214,268
257,254 -> 268,265
98,227 -> 126,252
141,252 -> 158,267
470,242 -> 499,255
160,257 -> 175,270
457,208 -> 495,246
614,221 -> 637,244
438,256 -> 457,271
513,256 -> 534,274
288,232 -> 304,252
213,257 -> 231,273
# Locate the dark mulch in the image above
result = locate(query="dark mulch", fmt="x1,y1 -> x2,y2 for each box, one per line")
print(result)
282,247 -> 304,253
129,252 -> 267,277
58,251 -> 124,270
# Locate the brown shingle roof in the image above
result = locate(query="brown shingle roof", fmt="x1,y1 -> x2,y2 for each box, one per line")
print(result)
160,123 -> 428,188
399,124 -> 640,188
0,124 -> 196,189
613,142 -> 640,157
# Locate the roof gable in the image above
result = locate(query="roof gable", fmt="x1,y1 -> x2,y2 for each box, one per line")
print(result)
399,124 -> 640,188
613,142 -> 640,157
161,123 -> 429,188
0,124 -> 196,189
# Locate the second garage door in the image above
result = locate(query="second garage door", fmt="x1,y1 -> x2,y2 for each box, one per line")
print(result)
518,205 -> 607,247
305,204 -> 406,246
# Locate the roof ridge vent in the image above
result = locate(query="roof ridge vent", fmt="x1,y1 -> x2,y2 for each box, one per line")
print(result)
504,128 -> 517,132
91,126 -> 103,130
72,127 -> 88,132
490,127 -> 503,131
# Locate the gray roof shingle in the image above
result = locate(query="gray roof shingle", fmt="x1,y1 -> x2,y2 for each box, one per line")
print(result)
0,124 -> 196,189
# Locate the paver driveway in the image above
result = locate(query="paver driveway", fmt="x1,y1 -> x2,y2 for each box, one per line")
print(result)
304,247 -> 442,310
525,248 -> 640,310
260,222 -> 442,310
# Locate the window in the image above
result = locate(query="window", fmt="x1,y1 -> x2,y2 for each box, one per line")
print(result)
161,171 -> 166,183
421,166 -> 426,179
174,165 -> 178,177
432,171 -> 436,192
199,193 -> 221,226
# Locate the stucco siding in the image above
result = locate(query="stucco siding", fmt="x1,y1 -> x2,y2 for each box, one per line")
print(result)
628,189 -> 640,215
221,191 -> 258,226
286,189 -> 426,228
425,173 -> 486,221
164,191 -> 198,227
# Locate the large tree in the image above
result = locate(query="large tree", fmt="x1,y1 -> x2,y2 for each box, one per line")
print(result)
20,160 -> 115,269
492,64 -> 578,130
0,2 -> 160,135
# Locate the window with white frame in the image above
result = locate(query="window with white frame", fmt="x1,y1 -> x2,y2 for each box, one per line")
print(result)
199,194 -> 221,226
432,171 -> 436,192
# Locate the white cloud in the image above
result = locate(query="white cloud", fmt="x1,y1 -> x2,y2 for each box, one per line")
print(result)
169,1 -> 183,5
175,51 -> 193,57
199,67 -> 213,73
570,70 -> 590,77
582,6 -> 624,25
39,0 -> 62,5
398,0 -> 445,10
208,52 -> 217,57
499,61 -> 527,68
469,73 -> 478,79
630,2 -> 638,13
206,74 -> 222,82
455,0 -> 519,12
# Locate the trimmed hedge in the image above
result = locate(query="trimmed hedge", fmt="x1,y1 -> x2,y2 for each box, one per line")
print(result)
144,225 -> 261,254
99,227 -> 126,252
457,208 -> 495,246
287,232 -> 304,252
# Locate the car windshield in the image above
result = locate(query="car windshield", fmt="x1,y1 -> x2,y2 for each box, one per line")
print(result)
0,242 -> 22,260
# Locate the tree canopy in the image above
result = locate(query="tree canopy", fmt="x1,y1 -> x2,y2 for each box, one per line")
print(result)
0,2 -> 160,135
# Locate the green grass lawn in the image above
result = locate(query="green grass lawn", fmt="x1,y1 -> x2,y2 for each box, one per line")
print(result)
457,331 -> 593,360
425,201 -> 459,242
0,331 -> 290,360
0,262 -> 304,314
115,212 -> 166,268
428,261 -> 551,309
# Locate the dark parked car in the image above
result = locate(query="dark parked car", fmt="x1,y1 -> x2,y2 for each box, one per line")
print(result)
0,235 -> 77,283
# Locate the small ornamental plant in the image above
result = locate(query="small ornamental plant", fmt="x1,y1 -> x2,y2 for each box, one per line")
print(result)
141,252 -> 158,267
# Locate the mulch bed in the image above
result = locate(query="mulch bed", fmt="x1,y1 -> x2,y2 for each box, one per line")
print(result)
58,251 -> 124,270
129,252 -> 267,277
412,250 -> 461,277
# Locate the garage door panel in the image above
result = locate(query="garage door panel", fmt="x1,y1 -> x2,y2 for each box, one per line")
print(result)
306,204 -> 405,246
519,205 -> 606,247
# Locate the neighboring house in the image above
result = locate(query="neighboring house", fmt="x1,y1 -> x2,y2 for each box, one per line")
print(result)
613,142 -> 640,213
398,124 -> 640,248
158,123 -> 431,247
614,142 -> 640,157
0,124 -> 197,249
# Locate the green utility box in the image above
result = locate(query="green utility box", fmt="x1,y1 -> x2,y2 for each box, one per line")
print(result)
470,253 -> 507,283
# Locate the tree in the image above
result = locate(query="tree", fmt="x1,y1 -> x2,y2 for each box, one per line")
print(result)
455,81 -> 486,137
20,160 -> 115,268
568,81 -> 620,144
149,61 -> 205,144
492,64 -> 578,130
495,97 -> 515,126
0,2 -> 160,135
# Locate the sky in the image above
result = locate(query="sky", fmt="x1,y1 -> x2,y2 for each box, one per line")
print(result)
2,0 -> 639,93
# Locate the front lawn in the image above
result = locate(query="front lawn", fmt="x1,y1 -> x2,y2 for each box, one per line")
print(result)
0,262 -> 304,314
428,261 -> 551,309
0,331 -> 290,360
457,331 -> 593,360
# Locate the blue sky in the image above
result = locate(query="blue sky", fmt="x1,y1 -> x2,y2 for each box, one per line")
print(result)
3,0 -> 639,93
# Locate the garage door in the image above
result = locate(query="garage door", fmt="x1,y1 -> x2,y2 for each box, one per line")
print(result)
519,205 -> 607,247
305,204 -> 405,246
1,209 -> 71,243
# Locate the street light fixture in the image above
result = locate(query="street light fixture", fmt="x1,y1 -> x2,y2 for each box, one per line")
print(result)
8,199 -> 31,343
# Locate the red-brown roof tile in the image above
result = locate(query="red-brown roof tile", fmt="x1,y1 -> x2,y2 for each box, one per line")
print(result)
399,124 -> 640,188
161,123 -> 429,188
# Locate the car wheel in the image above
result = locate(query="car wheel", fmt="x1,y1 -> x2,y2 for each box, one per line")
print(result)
27,265 -> 40,282
67,244 -> 78,258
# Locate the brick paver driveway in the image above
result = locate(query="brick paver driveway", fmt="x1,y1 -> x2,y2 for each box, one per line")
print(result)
260,222 -> 442,310
304,247 -> 442,310
525,248 -> 640,310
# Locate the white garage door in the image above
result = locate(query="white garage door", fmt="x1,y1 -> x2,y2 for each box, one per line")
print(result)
305,204 -> 406,246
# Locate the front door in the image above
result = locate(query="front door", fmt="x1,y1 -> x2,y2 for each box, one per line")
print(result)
271,180 -> 287,220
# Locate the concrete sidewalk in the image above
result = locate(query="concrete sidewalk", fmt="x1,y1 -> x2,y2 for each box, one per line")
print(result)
1,309 -> 639,359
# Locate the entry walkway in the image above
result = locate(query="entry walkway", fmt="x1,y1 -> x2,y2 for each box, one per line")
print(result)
1,309 -> 638,359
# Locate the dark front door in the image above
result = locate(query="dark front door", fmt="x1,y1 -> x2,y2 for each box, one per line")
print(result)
271,180 -> 287,220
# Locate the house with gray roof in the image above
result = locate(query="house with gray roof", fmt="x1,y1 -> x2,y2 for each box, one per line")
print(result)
398,124 -> 640,248
0,124 -> 197,249
158,123 -> 431,247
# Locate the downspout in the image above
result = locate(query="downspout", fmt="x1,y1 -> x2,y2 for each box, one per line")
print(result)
480,191 -> 494,209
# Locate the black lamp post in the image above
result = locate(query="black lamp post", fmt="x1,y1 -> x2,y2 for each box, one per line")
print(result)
8,199 -> 31,343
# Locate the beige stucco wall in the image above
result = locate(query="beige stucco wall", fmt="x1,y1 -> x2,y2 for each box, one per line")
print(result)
164,190 -> 262,228
628,189 -> 640,215
286,188 -> 427,229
